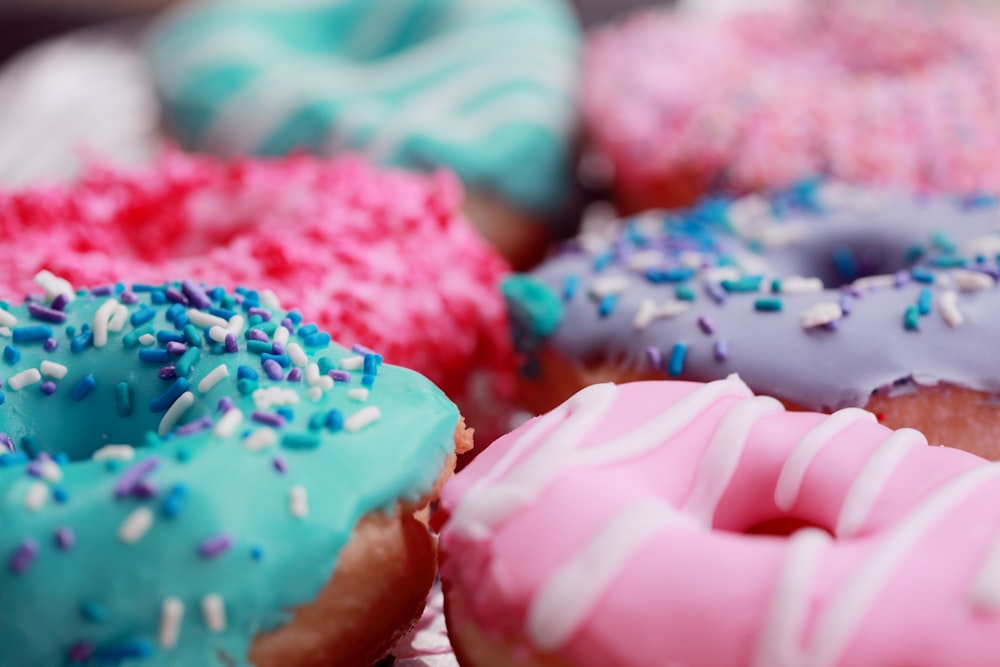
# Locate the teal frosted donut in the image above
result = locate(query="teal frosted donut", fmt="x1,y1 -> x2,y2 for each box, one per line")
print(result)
0,276 -> 464,666
145,0 -> 581,221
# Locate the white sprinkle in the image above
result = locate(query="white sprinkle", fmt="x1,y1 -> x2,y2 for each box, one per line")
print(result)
273,325 -> 290,346
307,386 -> 323,402
758,221 -> 808,248
201,594 -> 226,633
208,325 -> 229,343
138,333 -> 157,347
213,408 -> 244,439
159,597 -> 184,649
851,274 -> 897,291
119,507 -> 154,544
8,368 -> 42,391
289,485 -> 308,519
625,249 -> 665,271
304,363 -> 321,386
92,445 -> 135,461
339,355 -> 364,371
347,388 -> 369,402
108,304 -> 130,333
633,298 -> 689,331
244,427 -> 277,452
33,270 -> 74,303
261,289 -> 281,309
0,309 -> 16,327
37,459 -> 62,483
252,387 -> 299,410
777,276 -> 824,294
40,360 -> 68,379
24,481 -> 48,511
344,406 -> 381,432
702,266 -> 742,284
940,290 -> 963,328
800,302 -> 843,329
158,391 -> 195,436
589,275 -> 629,299
91,298 -> 119,348
317,376 -> 334,391
226,315 -> 245,338
186,309 -> 229,329
952,269 -> 995,292
0,326 -> 10,338
286,342 -> 308,367
197,364 -> 229,393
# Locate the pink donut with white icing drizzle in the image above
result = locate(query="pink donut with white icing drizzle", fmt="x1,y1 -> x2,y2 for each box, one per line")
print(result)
439,376 -> 1000,667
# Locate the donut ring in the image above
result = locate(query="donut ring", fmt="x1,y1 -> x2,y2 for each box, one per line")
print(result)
505,184 -> 1000,458
0,277 -> 468,666
440,375 -> 1000,667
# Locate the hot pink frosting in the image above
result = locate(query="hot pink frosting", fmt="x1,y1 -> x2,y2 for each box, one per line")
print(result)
584,1 -> 1000,200
440,376 -> 1000,666
0,150 -> 512,397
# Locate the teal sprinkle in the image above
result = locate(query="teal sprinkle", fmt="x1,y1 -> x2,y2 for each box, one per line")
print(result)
771,278 -> 782,293
904,305 -> 921,331
122,323 -> 155,349
115,382 -> 133,417
104,459 -> 121,472
250,546 -> 264,561
317,358 -> 334,376
668,342 -> 687,377
65,325 -> 76,338
904,243 -> 925,264
930,255 -> 967,268
175,447 -> 192,463
597,294 -> 618,318
675,285 -> 696,302
645,266 -> 696,283
501,275 -> 565,337
175,347 -> 201,377
918,288 -> 933,316
71,375 -> 97,401
754,298 -> 783,312
282,433 -> 320,450
0,391 -> 5,406
932,229 -> 957,253
79,600 -> 108,624
307,413 -> 326,431
721,275 -> 763,293
236,378 -> 259,396
246,340 -> 272,355
3,344 -> 20,364
22,435 -> 41,459
181,324 -> 202,347
247,314 -> 263,327
910,267 -> 935,284
257,320 -> 278,335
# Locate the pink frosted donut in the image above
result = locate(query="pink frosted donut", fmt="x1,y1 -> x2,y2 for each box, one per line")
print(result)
0,150 -> 512,399
584,0 -> 1000,212
439,375 -> 1000,667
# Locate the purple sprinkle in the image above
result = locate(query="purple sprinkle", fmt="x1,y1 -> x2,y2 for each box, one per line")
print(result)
9,539 -> 38,574
181,279 -> 212,310
839,292 -> 855,316
199,533 -> 232,559
113,457 -> 160,499
248,329 -> 269,343
165,341 -> 188,356
351,343 -> 377,356
286,368 -> 302,383
176,415 -> 213,436
55,527 -> 75,550
217,397 -> 235,413
247,307 -> 272,321
271,342 -> 285,356
251,410 -> 285,428
645,346 -> 662,370
697,315 -> 715,335
43,337 -> 58,352
119,290 -> 139,305
67,640 -> 95,662
225,333 -> 238,354
158,366 -> 177,381
272,457 -> 287,474
893,271 -> 911,288
0,433 -> 14,453
330,370 -> 351,383
26,302 -> 67,323
90,285 -> 113,297
823,320 -> 840,332
704,281 -> 727,305
164,288 -> 189,305
50,293 -> 70,311
280,317 -> 295,333
39,380 -> 57,396
262,359 -> 284,381
131,480 -> 158,498
713,339 -> 730,362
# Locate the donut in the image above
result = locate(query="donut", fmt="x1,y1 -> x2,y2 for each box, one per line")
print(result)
145,0 -> 583,267
583,0 -> 1000,212
504,183 -> 1000,459
0,275 -> 471,666
439,374 -> 1000,667
0,149 -> 513,410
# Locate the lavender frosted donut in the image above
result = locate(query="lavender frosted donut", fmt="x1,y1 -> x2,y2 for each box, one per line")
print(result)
504,183 -> 1000,459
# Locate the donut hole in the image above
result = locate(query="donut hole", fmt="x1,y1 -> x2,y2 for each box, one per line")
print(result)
800,235 -> 916,287
744,517 -> 833,538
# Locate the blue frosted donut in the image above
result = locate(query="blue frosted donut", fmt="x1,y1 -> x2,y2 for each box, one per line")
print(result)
0,276 -> 463,666
145,0 -> 581,222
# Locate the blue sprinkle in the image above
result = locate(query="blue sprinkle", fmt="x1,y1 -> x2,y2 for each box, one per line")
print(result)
150,289 -> 167,305
721,276 -> 763,293
832,244 -> 858,283
363,354 -> 379,375
156,330 -> 184,345
12,325 -> 52,343
0,391 -> 5,405
165,302 -> 187,325
93,640 -> 154,662
3,345 -> 20,364
80,600 -> 108,623
592,251 -> 614,272
21,435 -> 41,458
302,332 -> 331,348
597,294 -> 618,318
129,306 -> 156,327
0,452 -> 27,467
71,375 -> 96,402
562,274 -> 580,300
362,374 -> 376,387
208,286 -> 225,302
667,342 -> 687,377
250,545 -> 265,561
910,267 -> 936,284
209,307 -> 236,320
138,349 -> 171,364
287,310 -> 303,326
162,483 -> 189,518
918,288 -> 933,316
131,283 -> 155,292
70,331 -> 93,353
297,323 -> 319,338
326,410 -> 344,431
260,353 -> 290,368
53,486 -> 70,503
149,378 -> 191,413
237,366 -> 259,381
276,407 -> 294,422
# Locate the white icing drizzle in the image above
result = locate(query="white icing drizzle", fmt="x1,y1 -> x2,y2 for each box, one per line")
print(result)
682,396 -> 784,526
774,408 -> 876,512
526,499 -> 684,651
835,428 -> 924,538
970,525 -> 1000,611
752,528 -> 832,667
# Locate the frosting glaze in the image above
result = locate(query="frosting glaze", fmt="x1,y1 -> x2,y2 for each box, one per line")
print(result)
583,0 -> 1000,208
439,376 -> 1000,666
0,278 -> 458,666
145,0 -> 581,217
507,184 -> 1000,415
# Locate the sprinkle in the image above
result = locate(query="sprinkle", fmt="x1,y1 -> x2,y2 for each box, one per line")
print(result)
776,276 -> 823,294
632,298 -> 689,331
339,355 -> 364,371
114,457 -> 160,498
224,333 -> 238,353
181,279 -> 212,309
347,387 -> 369,402
262,359 -> 284,381
304,363 -> 321,386
71,374 -> 97,401
330,369 -> 351,383
24,481 -> 48,511
667,342 -> 687,377
953,269 -> 996,291
917,288 -> 933,316
589,274 -> 629,299
159,597 -> 185,650
800,302 -> 843,329
8,368 -> 41,391
9,539 -> 38,574
165,287 -> 188,305
282,433 -> 320,450
27,302 -> 67,323
186,309 -> 228,329
272,457 -> 287,473
33,270 -> 74,303
286,342 -> 308,367
289,485 -> 309,518
202,594 -> 227,633
307,386 -> 323,401
80,599 -> 108,624
302,332 -> 331,348
713,339 -> 730,362
130,306 -> 156,327
196,364 -> 229,394
852,274 -> 897,291
903,304 -> 921,331
704,282 -> 727,304
92,445 -> 135,461
40,360 -> 68,379
326,410 -> 344,431
244,427 -> 277,452
158,391 -> 195,436
115,382 -> 133,417
91,298 -> 119,348
3,344 -> 19,364
645,346 -> 662,370
208,325 -> 228,343
199,533 -> 233,559
175,347 -> 201,377
940,290 -> 963,328
361,373 -> 375,387
754,297 -> 783,312
139,348 -> 171,363
55,527 -> 74,550
43,337 -> 58,352
721,276 -> 763,293
247,328 -> 269,343
12,325 -> 52,342
273,325 -> 290,346
137,333 -> 157,347
67,641 -> 95,663
252,386 -> 299,409
0,309 -> 16,327
162,483 -> 189,518
344,406 -> 381,432
226,315 -> 246,338
119,507 -> 154,544
158,366 -> 177,381
237,378 -> 259,396
697,315 -> 715,335
35,458 -> 62,482
93,641 -> 154,662
150,378 -> 191,413
251,411 -> 286,428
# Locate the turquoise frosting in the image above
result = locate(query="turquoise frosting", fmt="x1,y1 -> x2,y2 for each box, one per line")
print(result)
0,280 -> 458,666
145,0 -> 581,217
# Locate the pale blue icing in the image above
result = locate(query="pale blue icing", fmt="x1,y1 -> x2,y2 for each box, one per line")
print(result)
0,280 -> 458,666
145,0 -> 581,218
509,184 -> 1000,412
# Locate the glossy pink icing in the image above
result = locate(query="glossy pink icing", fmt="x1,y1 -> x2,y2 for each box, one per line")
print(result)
584,1 -> 1000,200
440,376 -> 1000,666
0,150 -> 512,397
